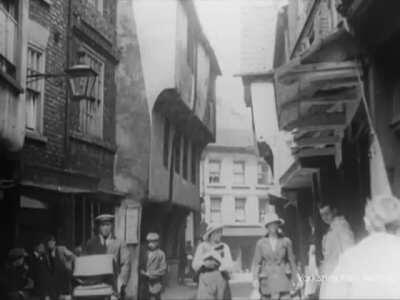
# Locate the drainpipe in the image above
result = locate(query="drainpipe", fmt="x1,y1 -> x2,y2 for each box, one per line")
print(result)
64,0 -> 73,169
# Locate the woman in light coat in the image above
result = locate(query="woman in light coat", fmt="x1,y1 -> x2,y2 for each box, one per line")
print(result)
192,225 -> 233,299
252,213 -> 298,300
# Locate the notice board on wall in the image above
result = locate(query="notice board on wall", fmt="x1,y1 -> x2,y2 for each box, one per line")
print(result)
124,206 -> 140,244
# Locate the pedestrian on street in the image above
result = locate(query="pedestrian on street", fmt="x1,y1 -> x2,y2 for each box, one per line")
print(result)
0,248 -> 32,300
185,241 -> 195,280
29,239 -> 50,300
192,225 -> 233,300
44,235 -> 75,300
318,202 -> 354,297
85,214 -> 130,298
139,232 -> 167,300
252,212 -> 299,300
321,194 -> 400,299
196,250 -> 229,300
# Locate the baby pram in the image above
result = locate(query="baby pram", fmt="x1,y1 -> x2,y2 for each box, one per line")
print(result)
72,254 -> 117,300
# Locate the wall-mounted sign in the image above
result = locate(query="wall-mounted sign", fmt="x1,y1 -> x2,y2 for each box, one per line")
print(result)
20,196 -> 48,209
124,206 -> 140,244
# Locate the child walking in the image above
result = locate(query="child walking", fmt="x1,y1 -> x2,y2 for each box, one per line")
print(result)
140,233 -> 167,300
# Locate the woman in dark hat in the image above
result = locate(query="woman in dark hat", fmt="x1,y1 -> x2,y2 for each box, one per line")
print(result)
252,212 -> 299,300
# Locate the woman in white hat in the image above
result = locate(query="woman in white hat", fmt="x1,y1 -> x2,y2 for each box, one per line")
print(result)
252,212 -> 298,300
192,224 -> 233,299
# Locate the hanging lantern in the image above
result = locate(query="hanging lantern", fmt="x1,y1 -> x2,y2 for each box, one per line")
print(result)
65,48 -> 97,101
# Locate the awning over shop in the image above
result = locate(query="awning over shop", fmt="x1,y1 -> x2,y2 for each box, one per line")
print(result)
21,164 -> 125,202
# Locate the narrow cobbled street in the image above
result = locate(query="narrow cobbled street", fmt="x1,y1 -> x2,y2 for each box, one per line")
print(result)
164,274 -> 254,300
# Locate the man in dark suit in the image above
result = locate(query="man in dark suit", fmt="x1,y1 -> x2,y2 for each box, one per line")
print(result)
85,214 -> 130,298
30,240 -> 49,300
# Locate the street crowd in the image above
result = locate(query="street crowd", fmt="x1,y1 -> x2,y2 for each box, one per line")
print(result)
0,214 -> 130,300
189,194 -> 400,300
3,193 -> 400,300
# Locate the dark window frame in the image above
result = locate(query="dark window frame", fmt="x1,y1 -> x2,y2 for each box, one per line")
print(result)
210,196 -> 222,223
174,133 -> 182,174
234,197 -> 246,223
163,118 -> 170,168
190,143 -> 197,184
183,136 -> 189,180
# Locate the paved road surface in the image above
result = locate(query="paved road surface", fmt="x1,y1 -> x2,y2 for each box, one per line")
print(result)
231,281 -> 254,300
164,274 -> 255,300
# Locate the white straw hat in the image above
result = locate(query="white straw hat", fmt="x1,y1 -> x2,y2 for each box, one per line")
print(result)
264,212 -> 284,227
203,224 -> 224,241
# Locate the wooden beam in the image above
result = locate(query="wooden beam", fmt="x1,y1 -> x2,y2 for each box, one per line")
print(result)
294,135 -> 341,147
280,87 -> 360,111
278,61 -> 360,85
284,112 -> 346,131
295,146 -> 336,158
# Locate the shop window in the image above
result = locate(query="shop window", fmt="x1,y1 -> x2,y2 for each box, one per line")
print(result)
75,198 -> 110,247
210,197 -> 222,223
163,118 -> 170,168
26,45 -> 45,133
235,197 -> 246,223
209,159 -> 221,184
233,161 -> 245,185
79,45 -> 104,138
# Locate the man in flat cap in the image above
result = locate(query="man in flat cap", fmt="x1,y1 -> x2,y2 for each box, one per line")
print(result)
85,214 -> 130,298
139,232 -> 167,300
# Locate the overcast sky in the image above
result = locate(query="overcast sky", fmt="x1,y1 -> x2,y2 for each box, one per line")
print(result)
195,0 -> 287,139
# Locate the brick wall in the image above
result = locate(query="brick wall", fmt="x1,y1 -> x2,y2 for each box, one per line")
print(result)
23,0 -> 68,169
22,0 -> 118,191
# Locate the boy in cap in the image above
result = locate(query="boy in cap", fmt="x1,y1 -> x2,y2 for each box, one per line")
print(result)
139,232 -> 167,300
196,250 -> 229,300
85,214 -> 130,298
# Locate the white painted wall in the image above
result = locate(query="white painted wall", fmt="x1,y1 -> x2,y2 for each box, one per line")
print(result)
132,0 -> 178,116
250,81 -> 295,182
201,149 -> 276,227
